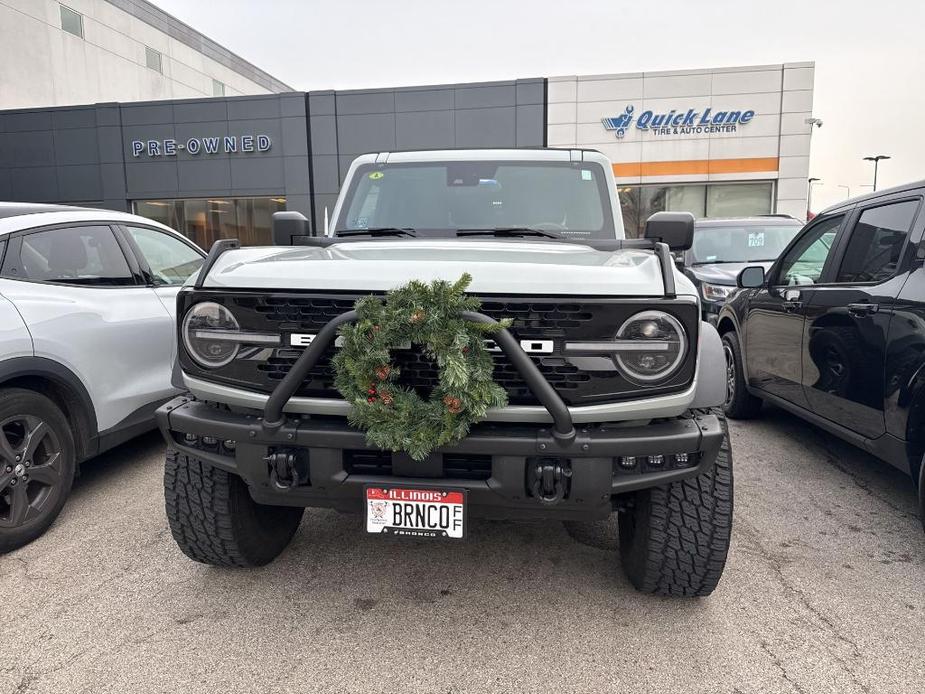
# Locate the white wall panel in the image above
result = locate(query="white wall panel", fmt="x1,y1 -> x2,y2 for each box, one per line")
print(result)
548,102 -> 577,125
547,124 -> 577,146
776,199 -> 807,218
711,69 -> 782,95
780,112 -> 813,135
643,73 -> 713,98
588,141 -> 643,163
778,155 -> 810,179
783,66 -> 815,91
777,177 -> 810,200
547,78 -> 577,103
782,90 -> 814,113
708,136 -> 781,159
780,134 -> 812,157
0,0 -> 280,110
577,78 -> 644,102
640,138 -> 711,162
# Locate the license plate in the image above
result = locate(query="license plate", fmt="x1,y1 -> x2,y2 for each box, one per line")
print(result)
365,486 -> 466,539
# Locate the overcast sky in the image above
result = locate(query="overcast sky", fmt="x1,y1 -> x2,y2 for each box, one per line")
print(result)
157,0 -> 924,212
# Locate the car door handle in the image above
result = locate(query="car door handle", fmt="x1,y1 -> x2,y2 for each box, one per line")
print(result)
782,300 -> 803,312
847,302 -> 879,316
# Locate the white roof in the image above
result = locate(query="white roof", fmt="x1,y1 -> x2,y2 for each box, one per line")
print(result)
0,203 -> 182,239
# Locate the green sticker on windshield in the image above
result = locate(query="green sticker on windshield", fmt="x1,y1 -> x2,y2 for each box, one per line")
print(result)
581,169 -> 592,181
369,171 -> 384,180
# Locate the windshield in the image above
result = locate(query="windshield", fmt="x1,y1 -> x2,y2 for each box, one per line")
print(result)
335,160 -> 617,239
690,223 -> 802,264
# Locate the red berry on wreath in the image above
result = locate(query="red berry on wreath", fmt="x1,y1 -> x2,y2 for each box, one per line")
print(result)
368,388 -> 377,395
462,346 -> 470,354
367,396 -> 377,403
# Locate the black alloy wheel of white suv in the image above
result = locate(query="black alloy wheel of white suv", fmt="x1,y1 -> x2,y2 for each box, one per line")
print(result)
0,389 -> 76,553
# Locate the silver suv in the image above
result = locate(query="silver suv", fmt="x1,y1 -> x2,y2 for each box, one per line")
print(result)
0,203 -> 204,552
158,149 -> 733,597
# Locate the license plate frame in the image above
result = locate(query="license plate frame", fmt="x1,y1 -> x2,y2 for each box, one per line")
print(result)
365,485 -> 467,539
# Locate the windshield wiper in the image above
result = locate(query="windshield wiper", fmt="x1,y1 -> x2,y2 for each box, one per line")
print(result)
456,226 -> 562,239
336,227 -> 416,237
691,260 -> 754,265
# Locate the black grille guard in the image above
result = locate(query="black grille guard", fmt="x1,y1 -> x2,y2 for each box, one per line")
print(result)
262,309 -> 577,442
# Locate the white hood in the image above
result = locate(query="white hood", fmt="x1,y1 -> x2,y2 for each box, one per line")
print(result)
201,239 -> 686,297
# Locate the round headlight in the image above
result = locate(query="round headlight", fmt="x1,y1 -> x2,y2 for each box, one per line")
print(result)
615,310 -> 687,383
182,302 -> 240,368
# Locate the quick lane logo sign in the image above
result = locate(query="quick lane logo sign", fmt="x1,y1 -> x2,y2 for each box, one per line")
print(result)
602,105 -> 755,139
130,134 -> 272,157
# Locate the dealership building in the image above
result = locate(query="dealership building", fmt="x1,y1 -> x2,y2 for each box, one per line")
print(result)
0,4 -> 815,245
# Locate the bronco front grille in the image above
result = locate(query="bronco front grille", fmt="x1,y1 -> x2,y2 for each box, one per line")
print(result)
179,291 -> 698,407
252,296 -> 595,338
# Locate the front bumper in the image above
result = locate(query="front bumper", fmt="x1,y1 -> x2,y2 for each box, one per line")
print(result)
157,397 -> 725,521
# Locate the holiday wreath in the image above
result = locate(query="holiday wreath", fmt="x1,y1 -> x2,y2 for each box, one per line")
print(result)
332,273 -> 510,461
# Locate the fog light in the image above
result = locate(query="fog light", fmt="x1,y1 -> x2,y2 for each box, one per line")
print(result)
223,440 -> 237,452
618,456 -> 637,470
202,436 -> 218,446
184,433 -> 198,444
647,454 -> 665,467
674,452 -> 690,466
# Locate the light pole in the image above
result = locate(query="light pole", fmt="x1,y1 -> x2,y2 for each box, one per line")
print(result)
863,155 -> 890,191
807,177 -> 822,216
838,184 -> 851,200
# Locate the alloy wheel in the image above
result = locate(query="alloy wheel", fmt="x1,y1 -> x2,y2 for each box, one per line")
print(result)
0,415 -> 63,529
723,343 -> 736,407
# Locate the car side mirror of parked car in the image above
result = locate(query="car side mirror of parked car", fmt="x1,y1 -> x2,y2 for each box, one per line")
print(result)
644,211 -> 695,251
737,265 -> 766,288
272,211 -> 312,246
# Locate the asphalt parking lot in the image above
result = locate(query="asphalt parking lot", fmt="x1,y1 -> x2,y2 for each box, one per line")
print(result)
2,407 -> 923,694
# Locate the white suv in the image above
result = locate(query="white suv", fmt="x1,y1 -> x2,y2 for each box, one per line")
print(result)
0,203 -> 204,552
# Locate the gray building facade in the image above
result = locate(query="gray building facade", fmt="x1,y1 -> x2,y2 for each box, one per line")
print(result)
0,78 -> 546,246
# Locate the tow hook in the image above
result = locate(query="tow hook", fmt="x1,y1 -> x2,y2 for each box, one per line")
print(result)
265,449 -> 309,490
528,458 -> 572,504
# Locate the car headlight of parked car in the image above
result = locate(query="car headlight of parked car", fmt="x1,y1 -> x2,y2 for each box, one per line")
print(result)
613,310 -> 687,383
182,302 -> 280,369
701,283 -> 734,302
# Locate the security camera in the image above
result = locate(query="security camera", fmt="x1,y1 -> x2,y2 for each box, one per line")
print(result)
805,117 -> 823,128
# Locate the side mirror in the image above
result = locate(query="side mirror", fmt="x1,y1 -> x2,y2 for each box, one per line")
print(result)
644,211 -> 694,251
272,211 -> 312,246
737,265 -> 766,289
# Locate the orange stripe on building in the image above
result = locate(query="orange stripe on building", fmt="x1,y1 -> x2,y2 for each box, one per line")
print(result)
612,157 -> 779,178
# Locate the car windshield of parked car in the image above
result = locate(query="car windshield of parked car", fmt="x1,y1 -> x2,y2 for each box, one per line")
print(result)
336,161 -> 615,239
690,223 -> 802,264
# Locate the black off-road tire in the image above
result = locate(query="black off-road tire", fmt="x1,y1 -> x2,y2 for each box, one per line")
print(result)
722,331 -> 762,419
618,408 -> 733,597
0,388 -> 76,554
164,449 -> 304,567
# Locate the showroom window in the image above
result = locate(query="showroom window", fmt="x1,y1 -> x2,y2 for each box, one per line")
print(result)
618,182 -> 774,237
133,197 -> 287,248
60,4 -> 83,38
145,47 -> 162,74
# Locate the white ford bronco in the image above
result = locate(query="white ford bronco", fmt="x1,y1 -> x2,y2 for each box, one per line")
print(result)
157,148 -> 732,596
